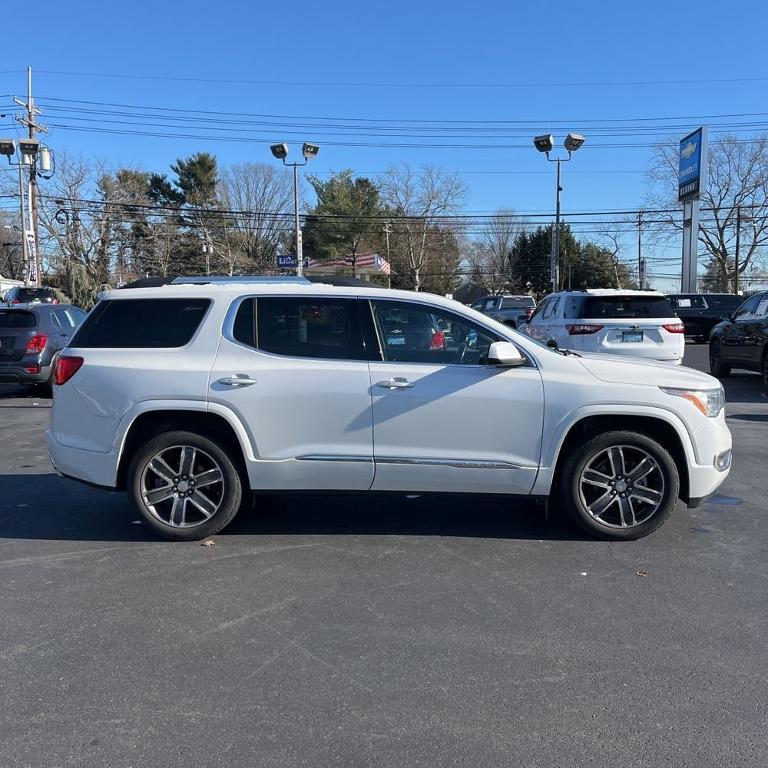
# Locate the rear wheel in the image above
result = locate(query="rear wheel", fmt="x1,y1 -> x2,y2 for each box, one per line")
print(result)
709,339 -> 731,378
559,431 -> 679,540
128,430 -> 244,541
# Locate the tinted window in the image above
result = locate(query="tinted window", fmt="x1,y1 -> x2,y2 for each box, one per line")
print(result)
72,299 -> 210,348
705,294 -> 746,310
232,297 -> 256,346
257,297 -> 362,360
542,297 -> 560,319
733,296 -> 759,320
372,300 -> 500,365
500,297 -> 535,309
12,288 -> 56,303
52,308 -> 84,330
580,296 -> 674,319
0,310 -> 36,328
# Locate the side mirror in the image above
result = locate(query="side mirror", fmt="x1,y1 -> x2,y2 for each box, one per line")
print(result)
487,341 -> 525,367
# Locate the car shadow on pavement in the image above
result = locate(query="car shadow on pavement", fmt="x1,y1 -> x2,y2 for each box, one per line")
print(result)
722,373 -> 766,406
0,473 -> 589,543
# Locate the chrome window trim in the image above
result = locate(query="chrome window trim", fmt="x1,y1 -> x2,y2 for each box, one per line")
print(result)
375,456 -> 533,470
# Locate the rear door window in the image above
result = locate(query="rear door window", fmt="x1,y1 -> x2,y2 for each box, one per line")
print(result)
255,297 -> 364,360
0,310 -> 36,328
72,298 -> 211,348
579,296 -> 674,319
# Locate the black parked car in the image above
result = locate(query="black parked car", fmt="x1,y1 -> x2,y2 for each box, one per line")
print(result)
667,293 -> 743,342
3,286 -> 60,305
0,304 -> 86,395
709,291 -> 768,386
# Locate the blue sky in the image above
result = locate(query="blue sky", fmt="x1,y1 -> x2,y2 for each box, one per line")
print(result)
2,0 -> 767,286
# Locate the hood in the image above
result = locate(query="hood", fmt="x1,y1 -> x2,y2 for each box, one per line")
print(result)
577,353 -> 721,389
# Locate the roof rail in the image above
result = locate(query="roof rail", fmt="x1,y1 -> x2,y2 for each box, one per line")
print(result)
120,275 -> 310,289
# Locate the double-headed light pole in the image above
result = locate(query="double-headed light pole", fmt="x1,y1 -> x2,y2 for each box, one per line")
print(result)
533,133 -> 586,292
269,142 -> 319,277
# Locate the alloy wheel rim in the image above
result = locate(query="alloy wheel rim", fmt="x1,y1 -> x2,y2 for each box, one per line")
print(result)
140,445 -> 225,528
578,445 -> 665,529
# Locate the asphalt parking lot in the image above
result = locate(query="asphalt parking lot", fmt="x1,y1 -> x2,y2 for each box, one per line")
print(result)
1,344 -> 766,768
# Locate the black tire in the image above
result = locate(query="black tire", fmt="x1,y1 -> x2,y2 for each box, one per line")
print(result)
558,430 -> 679,541
128,430 -> 244,541
709,339 -> 731,378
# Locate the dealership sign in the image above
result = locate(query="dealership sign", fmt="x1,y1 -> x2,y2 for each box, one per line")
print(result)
678,127 -> 707,200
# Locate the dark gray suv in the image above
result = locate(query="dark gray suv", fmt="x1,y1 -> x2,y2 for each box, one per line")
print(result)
0,304 -> 86,394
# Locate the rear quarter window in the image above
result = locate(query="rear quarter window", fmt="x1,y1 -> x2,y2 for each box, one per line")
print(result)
580,297 -> 675,319
71,298 -> 211,348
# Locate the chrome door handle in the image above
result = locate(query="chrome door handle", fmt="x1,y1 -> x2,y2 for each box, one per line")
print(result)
218,375 -> 257,387
376,377 -> 414,390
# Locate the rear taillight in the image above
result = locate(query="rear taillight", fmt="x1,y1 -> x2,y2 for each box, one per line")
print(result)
663,323 -> 685,334
430,330 -> 447,349
53,355 -> 84,386
567,324 -> 604,335
25,333 -> 48,353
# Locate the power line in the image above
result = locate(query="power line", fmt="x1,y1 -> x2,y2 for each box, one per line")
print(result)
33,69 -> 768,89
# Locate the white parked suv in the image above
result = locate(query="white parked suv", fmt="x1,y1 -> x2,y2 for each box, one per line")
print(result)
47,278 -> 731,541
522,289 -> 685,364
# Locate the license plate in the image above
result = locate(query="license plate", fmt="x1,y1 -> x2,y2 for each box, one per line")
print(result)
622,331 -> 643,343
387,335 -> 406,346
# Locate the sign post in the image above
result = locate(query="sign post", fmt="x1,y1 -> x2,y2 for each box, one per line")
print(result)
678,127 -> 707,292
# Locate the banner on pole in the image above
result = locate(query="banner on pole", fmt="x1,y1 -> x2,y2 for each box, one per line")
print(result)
25,230 -> 37,284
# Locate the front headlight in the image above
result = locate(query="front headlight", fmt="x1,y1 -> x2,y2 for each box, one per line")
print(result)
660,386 -> 725,417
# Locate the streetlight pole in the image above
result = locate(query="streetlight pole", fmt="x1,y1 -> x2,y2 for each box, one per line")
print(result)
269,143 -> 319,278
533,133 -> 585,293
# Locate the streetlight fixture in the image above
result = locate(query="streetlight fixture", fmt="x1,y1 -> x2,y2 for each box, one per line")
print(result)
0,138 -> 16,157
269,142 -> 319,276
533,132 -> 586,291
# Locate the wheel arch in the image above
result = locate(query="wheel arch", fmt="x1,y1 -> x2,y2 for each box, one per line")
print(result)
550,414 -> 690,503
116,408 -> 250,491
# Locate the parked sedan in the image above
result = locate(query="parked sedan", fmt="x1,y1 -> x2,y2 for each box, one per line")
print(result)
709,291 -> 768,386
0,304 -> 86,394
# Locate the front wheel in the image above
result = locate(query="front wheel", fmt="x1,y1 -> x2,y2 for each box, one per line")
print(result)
559,431 -> 679,540
709,339 -> 731,378
128,430 -> 244,541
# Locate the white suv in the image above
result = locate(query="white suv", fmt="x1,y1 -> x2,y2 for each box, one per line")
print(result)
523,289 -> 685,364
47,278 -> 731,541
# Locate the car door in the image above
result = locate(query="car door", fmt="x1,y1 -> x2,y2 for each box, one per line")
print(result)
720,296 -> 759,365
364,298 -> 545,495
523,297 -> 550,342
741,295 -> 768,368
209,294 -> 375,490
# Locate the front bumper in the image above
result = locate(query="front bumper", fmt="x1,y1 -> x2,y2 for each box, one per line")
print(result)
685,413 -> 732,504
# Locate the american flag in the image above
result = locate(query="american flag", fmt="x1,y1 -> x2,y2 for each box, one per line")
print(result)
308,252 -> 391,276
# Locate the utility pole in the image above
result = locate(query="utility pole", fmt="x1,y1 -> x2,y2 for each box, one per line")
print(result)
14,67 -> 46,286
734,205 -> 741,295
637,211 -> 643,289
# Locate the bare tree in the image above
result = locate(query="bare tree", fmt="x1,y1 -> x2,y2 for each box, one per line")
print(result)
467,208 -> 527,293
647,134 -> 768,291
217,163 -> 293,273
379,164 -> 467,291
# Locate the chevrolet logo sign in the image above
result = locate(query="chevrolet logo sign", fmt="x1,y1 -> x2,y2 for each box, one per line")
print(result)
681,141 -> 697,160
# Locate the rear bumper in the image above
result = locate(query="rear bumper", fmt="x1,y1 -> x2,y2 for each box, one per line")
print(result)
46,429 -> 119,488
0,363 -> 51,384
